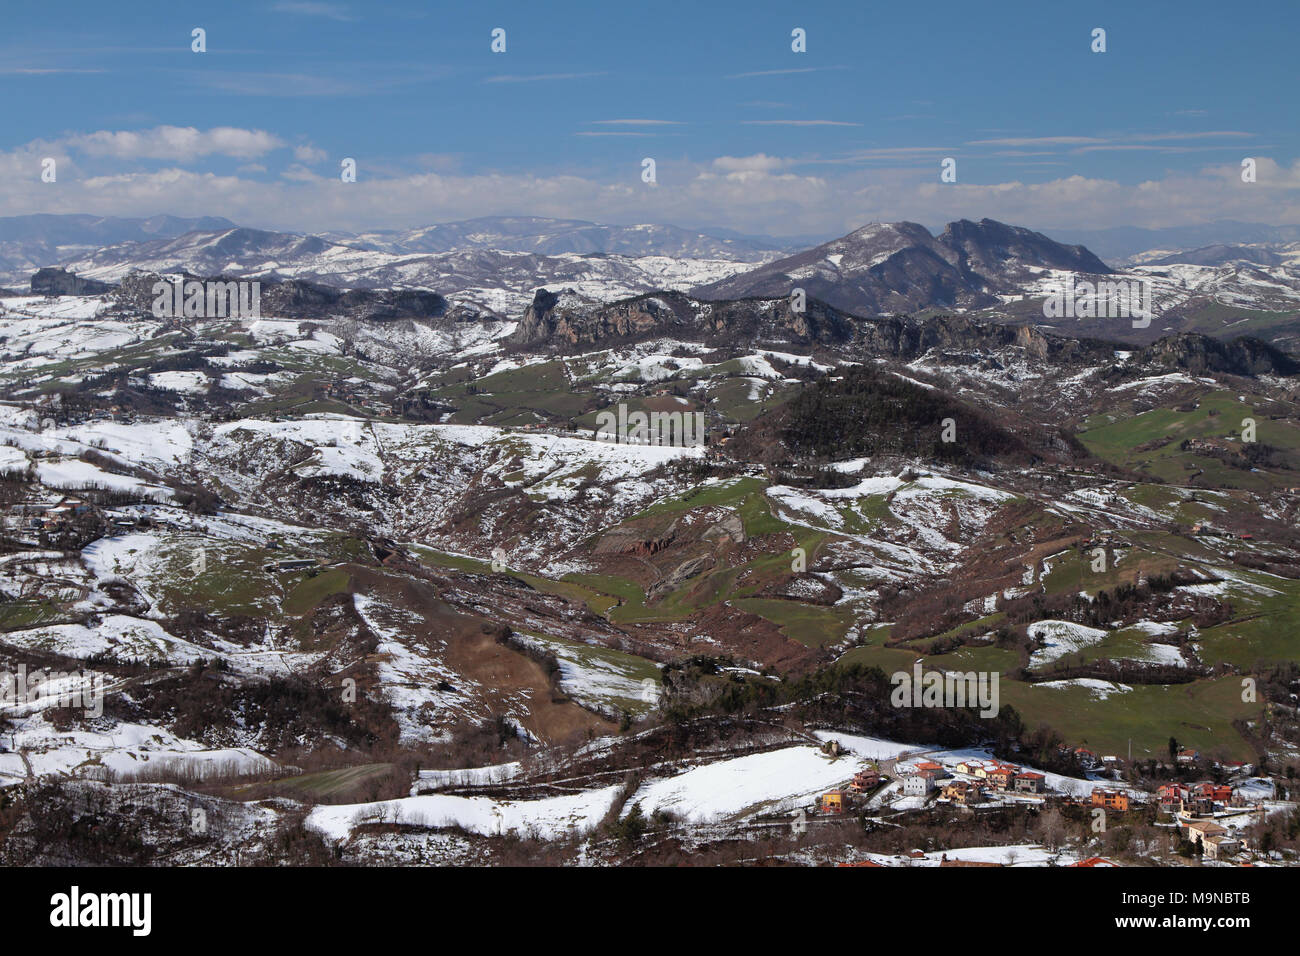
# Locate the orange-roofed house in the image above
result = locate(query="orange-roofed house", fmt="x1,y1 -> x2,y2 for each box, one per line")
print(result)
850,768 -> 880,792
988,767 -> 1018,790
1092,789 -> 1130,811
1196,783 -> 1232,803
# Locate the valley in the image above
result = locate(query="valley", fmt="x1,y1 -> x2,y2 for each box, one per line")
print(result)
0,214 -> 1297,868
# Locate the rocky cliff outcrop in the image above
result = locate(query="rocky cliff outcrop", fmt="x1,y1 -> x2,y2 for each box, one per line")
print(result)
1138,332 -> 1300,377
30,267 -> 112,296
112,271 -> 447,321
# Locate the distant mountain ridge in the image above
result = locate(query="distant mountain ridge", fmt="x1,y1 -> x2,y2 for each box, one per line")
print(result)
0,213 -> 237,245
1053,221 -> 1300,263
327,216 -> 794,261
9,213 -> 1299,355
0,214 -> 793,287
693,218 -> 1112,316
42,226 -> 758,317
1137,244 -> 1288,268
0,213 -> 237,283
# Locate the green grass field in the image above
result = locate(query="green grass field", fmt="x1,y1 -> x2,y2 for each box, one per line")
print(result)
1001,675 -> 1261,761
733,596 -> 853,647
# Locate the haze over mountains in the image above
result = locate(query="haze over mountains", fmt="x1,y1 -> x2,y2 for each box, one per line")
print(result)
326,216 -> 795,260
0,213 -> 793,289
1054,221 -> 1300,263
0,214 -> 237,281
4,212 -> 1300,351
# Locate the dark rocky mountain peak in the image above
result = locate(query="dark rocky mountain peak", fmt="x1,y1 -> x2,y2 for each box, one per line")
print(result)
693,218 -> 1113,316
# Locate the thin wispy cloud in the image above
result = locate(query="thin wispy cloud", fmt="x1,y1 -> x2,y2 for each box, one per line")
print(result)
1072,143 -> 1266,154
194,71 -> 374,97
0,67 -> 107,75
969,131 -> 1254,148
484,72 -> 608,84
1143,131 -> 1253,141
726,66 -> 848,79
270,2 -> 355,21
803,147 -> 952,165
590,119 -> 683,126
967,136 -> 1108,147
191,65 -> 448,97
742,120 -> 861,127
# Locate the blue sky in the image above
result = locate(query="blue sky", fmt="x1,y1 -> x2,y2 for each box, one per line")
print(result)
3,0 -> 1297,237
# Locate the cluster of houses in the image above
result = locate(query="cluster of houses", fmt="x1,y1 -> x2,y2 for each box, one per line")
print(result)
928,759 -> 1048,799
321,380 -> 389,415
1157,781 -> 1278,861
816,741 -> 1286,865
1159,781 -> 1228,813
4,497 -> 146,546
1158,780 -> 1271,813
6,496 -> 93,532
822,757 -> 1053,813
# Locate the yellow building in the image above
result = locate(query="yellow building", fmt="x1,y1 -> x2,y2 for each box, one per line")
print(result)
821,790 -> 847,814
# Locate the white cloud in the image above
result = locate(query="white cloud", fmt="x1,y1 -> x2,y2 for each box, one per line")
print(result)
67,126 -> 284,160
711,154 -> 792,173
1,135 -> 1297,238
293,144 -> 329,163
